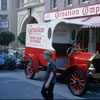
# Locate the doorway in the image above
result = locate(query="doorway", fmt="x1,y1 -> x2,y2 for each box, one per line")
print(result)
76,29 -> 89,51
52,22 -> 72,69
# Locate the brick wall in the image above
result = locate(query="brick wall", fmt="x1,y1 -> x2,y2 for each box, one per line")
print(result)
45,0 -> 100,12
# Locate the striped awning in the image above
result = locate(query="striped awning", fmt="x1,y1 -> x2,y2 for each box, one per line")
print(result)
71,16 -> 100,28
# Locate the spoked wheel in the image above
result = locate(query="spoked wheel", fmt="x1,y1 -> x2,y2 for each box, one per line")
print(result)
25,59 -> 35,79
68,69 -> 88,96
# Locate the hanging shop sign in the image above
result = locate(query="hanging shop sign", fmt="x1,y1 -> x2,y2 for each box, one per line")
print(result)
44,3 -> 100,21
0,22 -> 9,29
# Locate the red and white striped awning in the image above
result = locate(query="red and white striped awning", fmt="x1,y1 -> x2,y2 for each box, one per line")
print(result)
71,16 -> 100,28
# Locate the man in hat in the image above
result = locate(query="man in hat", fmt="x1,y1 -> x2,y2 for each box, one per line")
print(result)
41,51 -> 56,100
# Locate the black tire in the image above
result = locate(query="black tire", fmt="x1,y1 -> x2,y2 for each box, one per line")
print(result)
0,66 -> 4,70
6,59 -> 16,70
25,59 -> 35,79
67,69 -> 88,96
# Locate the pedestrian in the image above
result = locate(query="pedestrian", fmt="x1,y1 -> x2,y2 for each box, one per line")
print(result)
41,51 -> 56,100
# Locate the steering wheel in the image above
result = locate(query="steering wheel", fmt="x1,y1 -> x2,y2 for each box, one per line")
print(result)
72,41 -> 81,50
67,41 -> 81,56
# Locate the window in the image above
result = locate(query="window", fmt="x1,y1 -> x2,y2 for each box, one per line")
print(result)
80,0 -> 88,4
68,0 -> 72,5
24,0 -> 34,3
72,30 -> 76,40
65,0 -> 72,6
48,28 -> 52,39
82,0 -> 88,2
52,0 -> 57,9
1,0 -> 7,10
77,30 -> 89,50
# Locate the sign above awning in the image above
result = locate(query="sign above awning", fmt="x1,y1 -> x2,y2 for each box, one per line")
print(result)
44,3 -> 100,21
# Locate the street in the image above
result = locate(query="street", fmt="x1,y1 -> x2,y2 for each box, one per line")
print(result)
0,69 -> 100,99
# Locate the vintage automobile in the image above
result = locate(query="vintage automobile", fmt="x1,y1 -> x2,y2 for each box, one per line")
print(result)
24,19 -> 100,96
0,50 -> 16,70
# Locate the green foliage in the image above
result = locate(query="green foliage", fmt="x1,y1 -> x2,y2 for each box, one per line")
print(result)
18,31 -> 26,45
0,30 -> 15,46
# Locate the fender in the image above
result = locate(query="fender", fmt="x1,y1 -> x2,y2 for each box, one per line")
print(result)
64,64 -> 88,76
28,54 -> 39,73
64,65 -> 77,74
77,64 -> 88,74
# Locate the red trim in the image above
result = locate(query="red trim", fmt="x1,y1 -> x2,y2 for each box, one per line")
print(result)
56,56 -> 68,58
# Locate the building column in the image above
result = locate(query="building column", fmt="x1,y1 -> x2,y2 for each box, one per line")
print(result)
88,29 -> 95,53
93,29 -> 96,53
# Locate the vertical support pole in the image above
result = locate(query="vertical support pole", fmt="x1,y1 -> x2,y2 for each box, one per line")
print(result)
93,29 -> 96,53
88,29 -> 95,53
82,29 -> 84,49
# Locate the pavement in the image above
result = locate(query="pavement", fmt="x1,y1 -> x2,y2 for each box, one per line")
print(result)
0,69 -> 100,99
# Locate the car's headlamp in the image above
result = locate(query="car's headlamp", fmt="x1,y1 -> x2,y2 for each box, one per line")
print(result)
88,64 -> 96,74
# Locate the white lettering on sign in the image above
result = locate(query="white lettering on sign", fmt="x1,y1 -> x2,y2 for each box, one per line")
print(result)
44,4 -> 100,21
26,24 -> 47,49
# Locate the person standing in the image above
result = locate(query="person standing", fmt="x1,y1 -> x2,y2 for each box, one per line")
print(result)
41,51 -> 56,100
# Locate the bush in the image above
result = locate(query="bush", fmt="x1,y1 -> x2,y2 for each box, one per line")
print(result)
0,31 -> 15,46
18,31 -> 26,45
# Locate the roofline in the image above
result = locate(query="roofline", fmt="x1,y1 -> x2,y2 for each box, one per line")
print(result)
16,2 -> 45,11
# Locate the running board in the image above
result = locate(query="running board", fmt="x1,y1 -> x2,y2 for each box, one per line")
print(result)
56,68 -> 65,73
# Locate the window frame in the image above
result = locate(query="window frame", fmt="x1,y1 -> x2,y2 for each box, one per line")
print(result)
81,0 -> 88,4
82,0 -> 88,2
52,0 -> 57,9
68,0 -> 72,5
1,0 -> 7,10
65,0 -> 73,7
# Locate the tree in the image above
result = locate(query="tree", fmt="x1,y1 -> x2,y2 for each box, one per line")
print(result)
18,31 -> 26,45
0,31 -> 15,46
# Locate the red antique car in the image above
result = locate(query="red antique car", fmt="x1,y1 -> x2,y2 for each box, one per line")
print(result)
24,19 -> 100,96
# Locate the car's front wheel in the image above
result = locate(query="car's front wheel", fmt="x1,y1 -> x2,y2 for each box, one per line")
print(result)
67,69 -> 88,96
25,59 -> 35,79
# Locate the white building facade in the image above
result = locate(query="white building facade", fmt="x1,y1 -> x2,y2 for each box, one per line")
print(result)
0,0 -> 19,48
17,0 -> 45,37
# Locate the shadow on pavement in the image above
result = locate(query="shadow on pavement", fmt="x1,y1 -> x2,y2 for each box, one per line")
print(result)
0,69 -> 24,73
34,77 -> 45,81
82,83 -> 100,99
0,77 -> 18,81
56,75 -> 100,99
